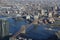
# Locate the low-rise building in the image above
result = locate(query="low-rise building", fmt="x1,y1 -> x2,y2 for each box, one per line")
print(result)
26,15 -> 30,20
34,15 -> 39,20
48,17 -> 55,23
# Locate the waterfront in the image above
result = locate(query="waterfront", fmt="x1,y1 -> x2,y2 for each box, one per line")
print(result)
0,16 -> 60,40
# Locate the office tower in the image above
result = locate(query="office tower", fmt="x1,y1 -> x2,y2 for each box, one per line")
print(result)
0,19 -> 9,38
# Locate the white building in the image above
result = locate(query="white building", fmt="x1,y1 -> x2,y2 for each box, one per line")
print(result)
34,15 -> 39,20
48,12 -> 53,17
41,9 -> 48,16
0,6 -> 11,9
16,14 -> 21,17
41,9 -> 45,15
49,17 -> 55,23
55,5 -> 58,10
26,15 -> 30,20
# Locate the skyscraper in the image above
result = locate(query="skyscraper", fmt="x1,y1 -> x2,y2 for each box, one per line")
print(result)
0,19 -> 9,38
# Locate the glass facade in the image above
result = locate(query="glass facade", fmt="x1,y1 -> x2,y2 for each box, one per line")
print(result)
0,19 -> 9,38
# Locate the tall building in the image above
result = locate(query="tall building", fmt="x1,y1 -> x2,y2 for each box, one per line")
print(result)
48,12 -> 53,17
0,20 -> 2,38
0,19 -> 9,38
41,9 -> 45,15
